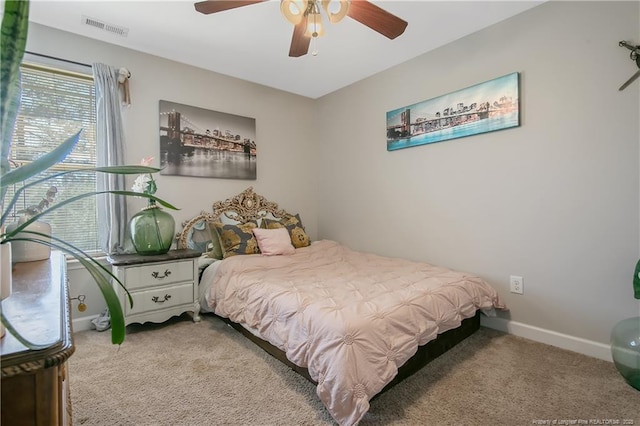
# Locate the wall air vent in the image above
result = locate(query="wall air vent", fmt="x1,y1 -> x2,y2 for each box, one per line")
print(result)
81,15 -> 129,37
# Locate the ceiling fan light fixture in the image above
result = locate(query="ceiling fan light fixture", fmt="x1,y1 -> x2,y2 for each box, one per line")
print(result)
321,0 -> 350,24
281,0 -> 308,25
304,2 -> 325,38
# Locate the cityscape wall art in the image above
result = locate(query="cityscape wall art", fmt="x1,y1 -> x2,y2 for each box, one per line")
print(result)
159,100 -> 256,179
386,72 -> 520,151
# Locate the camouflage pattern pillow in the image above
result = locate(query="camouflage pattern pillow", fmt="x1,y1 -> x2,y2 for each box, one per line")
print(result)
263,214 -> 310,249
212,221 -> 259,258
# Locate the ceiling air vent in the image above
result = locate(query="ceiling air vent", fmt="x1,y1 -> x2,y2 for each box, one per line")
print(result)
81,15 -> 129,37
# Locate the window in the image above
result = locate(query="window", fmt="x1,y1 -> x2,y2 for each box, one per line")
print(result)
7,63 -> 99,253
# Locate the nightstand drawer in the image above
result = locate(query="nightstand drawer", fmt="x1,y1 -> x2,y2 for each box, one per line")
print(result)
126,283 -> 194,316
124,260 -> 194,290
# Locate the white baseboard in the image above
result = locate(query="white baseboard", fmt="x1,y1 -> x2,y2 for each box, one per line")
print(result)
72,313 -> 612,361
480,316 -> 612,362
72,314 -> 99,333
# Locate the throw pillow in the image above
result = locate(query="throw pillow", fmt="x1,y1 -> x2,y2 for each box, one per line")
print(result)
212,221 -> 259,258
252,227 -> 295,256
204,221 -> 223,260
263,214 -> 310,249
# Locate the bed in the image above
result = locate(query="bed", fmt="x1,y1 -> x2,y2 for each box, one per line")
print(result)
176,187 -> 507,426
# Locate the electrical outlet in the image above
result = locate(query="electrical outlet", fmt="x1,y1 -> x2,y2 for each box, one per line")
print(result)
510,275 -> 524,294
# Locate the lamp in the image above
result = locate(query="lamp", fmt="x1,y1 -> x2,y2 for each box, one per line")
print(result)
280,0 -> 350,55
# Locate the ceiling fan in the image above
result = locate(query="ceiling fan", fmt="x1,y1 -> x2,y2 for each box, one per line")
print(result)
194,0 -> 408,57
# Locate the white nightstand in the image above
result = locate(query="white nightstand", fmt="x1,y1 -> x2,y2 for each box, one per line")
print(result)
107,249 -> 202,326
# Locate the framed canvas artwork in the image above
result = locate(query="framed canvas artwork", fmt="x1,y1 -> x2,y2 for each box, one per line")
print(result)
386,72 -> 520,151
159,100 -> 256,179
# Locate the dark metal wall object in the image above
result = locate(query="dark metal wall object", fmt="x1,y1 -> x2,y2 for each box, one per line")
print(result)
618,41 -> 640,91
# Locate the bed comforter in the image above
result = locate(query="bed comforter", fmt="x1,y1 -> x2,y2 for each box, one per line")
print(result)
205,240 -> 506,425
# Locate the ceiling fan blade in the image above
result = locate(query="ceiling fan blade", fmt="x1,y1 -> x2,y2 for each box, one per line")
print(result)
194,0 -> 264,15
619,69 -> 640,91
347,0 -> 408,40
289,17 -> 311,57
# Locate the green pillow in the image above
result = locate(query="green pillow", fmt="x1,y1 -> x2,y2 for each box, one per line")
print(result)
204,221 -> 223,260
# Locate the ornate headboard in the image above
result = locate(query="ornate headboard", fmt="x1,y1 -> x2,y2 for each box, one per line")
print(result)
176,187 -> 291,251
211,186 -> 289,223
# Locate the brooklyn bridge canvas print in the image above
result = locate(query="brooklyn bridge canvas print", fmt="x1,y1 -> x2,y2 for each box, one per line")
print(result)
159,100 -> 257,179
386,72 -> 520,151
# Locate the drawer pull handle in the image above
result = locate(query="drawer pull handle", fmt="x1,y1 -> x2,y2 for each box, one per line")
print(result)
151,269 -> 171,279
152,294 -> 172,304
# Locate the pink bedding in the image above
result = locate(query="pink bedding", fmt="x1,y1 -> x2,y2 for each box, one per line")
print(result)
205,240 -> 506,425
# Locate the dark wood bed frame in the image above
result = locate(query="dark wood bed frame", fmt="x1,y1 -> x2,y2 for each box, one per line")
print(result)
176,187 -> 482,399
219,311 -> 480,398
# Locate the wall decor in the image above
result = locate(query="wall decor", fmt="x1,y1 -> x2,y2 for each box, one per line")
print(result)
617,40 -> 640,91
386,72 -> 520,151
159,100 -> 256,179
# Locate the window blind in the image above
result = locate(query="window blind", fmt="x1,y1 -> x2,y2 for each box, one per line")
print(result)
7,63 -> 99,253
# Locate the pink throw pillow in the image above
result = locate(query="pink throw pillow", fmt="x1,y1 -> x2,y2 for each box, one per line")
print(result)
252,227 -> 295,256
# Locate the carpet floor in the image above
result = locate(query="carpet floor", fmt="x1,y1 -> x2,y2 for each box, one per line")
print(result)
69,314 -> 640,425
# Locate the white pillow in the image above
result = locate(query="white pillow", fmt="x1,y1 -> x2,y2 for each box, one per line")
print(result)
252,227 -> 295,256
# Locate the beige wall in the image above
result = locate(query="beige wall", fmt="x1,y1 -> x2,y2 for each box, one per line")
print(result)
315,1 -> 640,348
28,2 -> 640,352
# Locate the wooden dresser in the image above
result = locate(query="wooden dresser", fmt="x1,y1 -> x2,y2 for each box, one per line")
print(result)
1,252 -> 74,426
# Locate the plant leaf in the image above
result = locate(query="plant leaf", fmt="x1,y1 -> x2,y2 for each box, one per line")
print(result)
1,165 -> 163,190
93,165 -> 162,174
73,254 -> 126,345
2,189 -> 179,233
1,130 -> 81,187
0,309 -> 52,350
106,190 -> 179,210
1,236 -> 130,345
1,0 -> 30,204
1,0 -> 29,167
5,231 -> 130,300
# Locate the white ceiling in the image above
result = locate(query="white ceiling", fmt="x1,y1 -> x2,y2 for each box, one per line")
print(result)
27,0 -> 544,99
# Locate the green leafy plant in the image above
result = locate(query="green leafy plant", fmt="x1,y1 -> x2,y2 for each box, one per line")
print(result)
0,0 -> 178,346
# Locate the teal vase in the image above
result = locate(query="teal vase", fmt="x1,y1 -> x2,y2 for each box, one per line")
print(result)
610,316 -> 640,391
129,200 -> 175,255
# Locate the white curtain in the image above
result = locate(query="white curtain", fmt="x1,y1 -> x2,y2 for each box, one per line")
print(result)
93,63 -> 127,254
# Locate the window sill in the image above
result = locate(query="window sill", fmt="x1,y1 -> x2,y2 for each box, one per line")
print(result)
64,253 -> 109,271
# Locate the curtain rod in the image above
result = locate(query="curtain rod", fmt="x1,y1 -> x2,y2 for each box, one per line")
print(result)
25,51 -> 92,69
